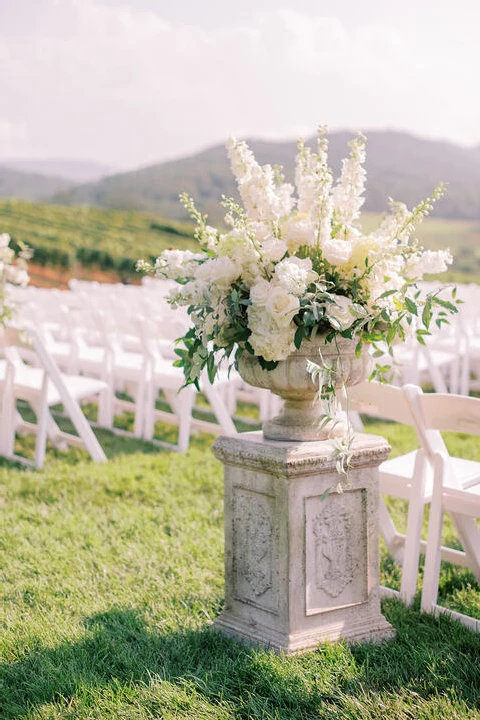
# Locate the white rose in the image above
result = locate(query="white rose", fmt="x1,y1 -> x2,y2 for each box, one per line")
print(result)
250,278 -> 271,307
325,295 -> 356,331
266,286 -> 300,327
321,238 -> 353,266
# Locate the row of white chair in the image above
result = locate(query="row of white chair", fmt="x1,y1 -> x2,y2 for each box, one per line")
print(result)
10,278 -> 480,398
346,381 -> 480,630
7,281 -> 280,452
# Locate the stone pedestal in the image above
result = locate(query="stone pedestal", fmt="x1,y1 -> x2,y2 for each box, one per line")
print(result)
212,431 -> 394,653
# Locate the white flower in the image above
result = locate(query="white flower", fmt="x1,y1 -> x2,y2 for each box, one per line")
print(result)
247,305 -> 296,360
405,249 -> 453,279
155,249 -> 203,280
274,257 -> 317,296
280,214 -> 316,253
146,128 -> 454,389
260,237 -> 288,264
196,256 -> 240,289
265,286 -> 300,327
331,133 -> 367,233
6,267 -> 29,286
250,278 -> 271,307
248,328 -> 296,361
324,294 -> 357,331
321,238 -> 353,266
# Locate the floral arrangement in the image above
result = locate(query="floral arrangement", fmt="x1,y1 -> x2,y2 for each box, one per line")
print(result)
0,233 -> 30,327
139,128 -> 457,389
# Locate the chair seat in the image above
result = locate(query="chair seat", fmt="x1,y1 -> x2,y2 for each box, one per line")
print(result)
379,450 -> 433,500
449,456 -> 480,489
5,363 -> 107,406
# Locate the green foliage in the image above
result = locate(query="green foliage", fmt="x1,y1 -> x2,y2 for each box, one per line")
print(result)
1,419 -> 479,719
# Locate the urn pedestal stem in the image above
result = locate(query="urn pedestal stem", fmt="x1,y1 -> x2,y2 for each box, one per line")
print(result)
212,431 -> 395,653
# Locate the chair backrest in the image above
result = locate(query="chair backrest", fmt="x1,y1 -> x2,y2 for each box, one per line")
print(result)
3,324 -> 107,464
345,381 -> 416,426
404,384 -> 480,473
410,391 -> 480,437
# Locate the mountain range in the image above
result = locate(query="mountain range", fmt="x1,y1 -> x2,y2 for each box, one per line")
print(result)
2,131 -> 480,224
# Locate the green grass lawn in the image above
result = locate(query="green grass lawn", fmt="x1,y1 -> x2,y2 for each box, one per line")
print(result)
1,416 -> 480,719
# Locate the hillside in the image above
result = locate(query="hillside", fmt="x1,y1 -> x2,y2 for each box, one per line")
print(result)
53,130 -> 480,224
1,200 -> 479,288
0,200 -> 196,286
0,165 -> 73,202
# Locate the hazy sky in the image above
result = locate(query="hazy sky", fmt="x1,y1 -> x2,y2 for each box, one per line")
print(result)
1,0 -> 480,170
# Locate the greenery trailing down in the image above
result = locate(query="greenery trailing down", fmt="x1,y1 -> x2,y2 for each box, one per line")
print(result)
0,199 -> 196,281
1,412 -> 479,720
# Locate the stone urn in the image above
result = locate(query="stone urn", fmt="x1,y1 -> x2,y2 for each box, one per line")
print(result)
237,334 -> 372,442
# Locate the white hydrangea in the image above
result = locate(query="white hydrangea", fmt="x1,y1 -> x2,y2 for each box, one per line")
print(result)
274,256 -> 317,296
0,233 -> 30,326
260,237 -> 288,264
247,305 -> 296,360
196,256 -> 240,289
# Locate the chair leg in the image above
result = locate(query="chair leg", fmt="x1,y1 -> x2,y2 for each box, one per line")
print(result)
143,381 -> 156,440
450,513 -> 480,581
133,378 -> 146,439
378,497 -> 404,563
400,456 -> 429,604
0,364 -> 17,457
202,381 -> 237,436
420,509 -> 444,614
420,455 -> 446,614
176,386 -> 196,452
34,375 -> 50,469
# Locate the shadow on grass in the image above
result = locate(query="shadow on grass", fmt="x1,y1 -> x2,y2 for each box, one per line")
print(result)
2,603 -> 480,719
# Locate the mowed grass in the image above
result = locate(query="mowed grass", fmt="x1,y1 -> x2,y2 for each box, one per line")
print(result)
1,414 -> 480,720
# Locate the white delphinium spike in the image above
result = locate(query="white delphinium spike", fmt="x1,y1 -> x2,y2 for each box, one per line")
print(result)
227,138 -> 292,223
370,199 -> 412,249
331,132 -> 367,236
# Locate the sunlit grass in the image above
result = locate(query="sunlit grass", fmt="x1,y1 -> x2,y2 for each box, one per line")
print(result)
1,410 -> 479,719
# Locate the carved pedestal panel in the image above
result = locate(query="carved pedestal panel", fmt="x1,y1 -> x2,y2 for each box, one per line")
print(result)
212,431 -> 394,653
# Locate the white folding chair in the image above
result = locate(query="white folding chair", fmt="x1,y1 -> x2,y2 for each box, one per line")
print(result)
346,381 -> 432,603
142,331 -> 238,452
0,325 -> 108,468
405,389 -> 480,629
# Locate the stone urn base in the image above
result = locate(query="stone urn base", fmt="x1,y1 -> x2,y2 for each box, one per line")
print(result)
237,335 -> 372,443
212,431 -> 395,653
